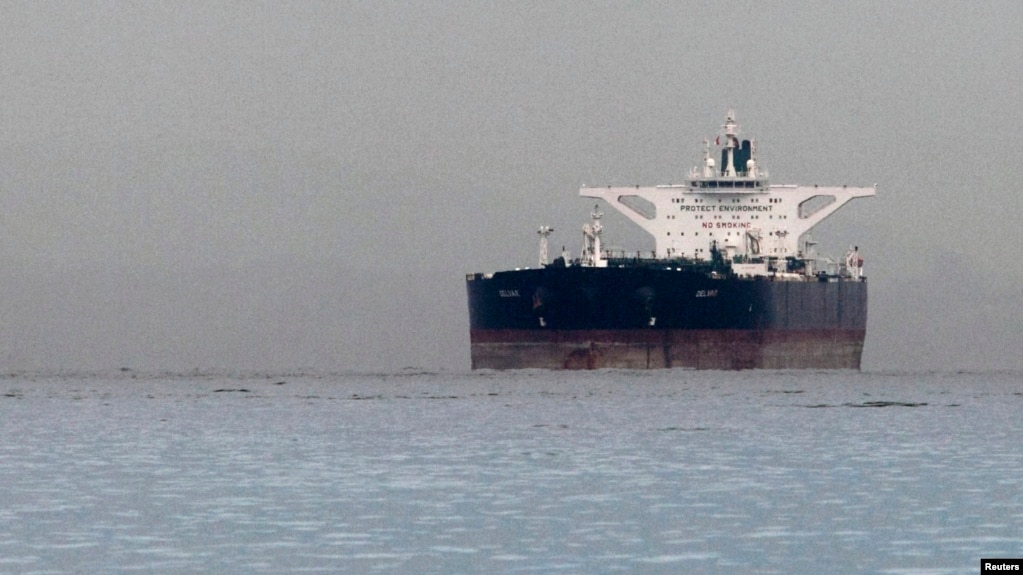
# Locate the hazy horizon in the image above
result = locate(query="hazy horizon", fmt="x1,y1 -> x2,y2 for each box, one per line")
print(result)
2,2 -> 1021,372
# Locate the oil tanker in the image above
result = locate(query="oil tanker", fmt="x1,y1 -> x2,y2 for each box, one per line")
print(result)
466,111 -> 875,369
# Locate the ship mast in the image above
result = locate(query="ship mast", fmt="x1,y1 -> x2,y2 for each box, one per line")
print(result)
581,206 -> 606,267
537,225 -> 553,267
722,110 -> 739,177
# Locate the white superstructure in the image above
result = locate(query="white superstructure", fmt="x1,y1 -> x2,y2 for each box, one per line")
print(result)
580,111 -> 875,263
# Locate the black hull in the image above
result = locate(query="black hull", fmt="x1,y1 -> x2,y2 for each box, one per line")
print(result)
466,267 -> 867,370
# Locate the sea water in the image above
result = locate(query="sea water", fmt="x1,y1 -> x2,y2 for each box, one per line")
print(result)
0,369 -> 1019,574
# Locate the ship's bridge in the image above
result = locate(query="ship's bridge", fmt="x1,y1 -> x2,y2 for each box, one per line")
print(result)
579,111 -> 875,262
659,178 -> 770,192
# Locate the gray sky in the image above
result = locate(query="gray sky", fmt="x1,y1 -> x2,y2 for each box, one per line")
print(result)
1,1 -> 1021,372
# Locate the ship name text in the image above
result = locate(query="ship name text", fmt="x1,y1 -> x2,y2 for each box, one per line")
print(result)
498,290 -> 520,297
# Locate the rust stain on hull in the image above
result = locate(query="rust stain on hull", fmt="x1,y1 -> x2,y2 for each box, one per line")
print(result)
470,329 -> 865,370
